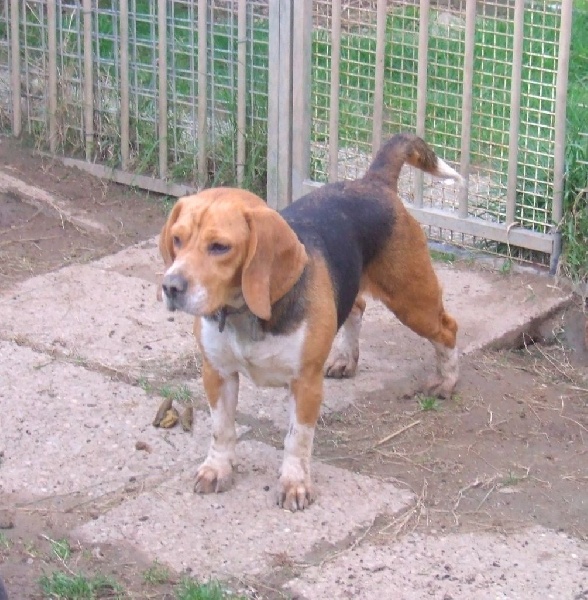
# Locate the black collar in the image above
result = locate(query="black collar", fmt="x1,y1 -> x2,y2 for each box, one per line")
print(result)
215,304 -> 249,332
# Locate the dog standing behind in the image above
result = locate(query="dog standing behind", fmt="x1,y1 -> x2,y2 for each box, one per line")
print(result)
159,133 -> 462,512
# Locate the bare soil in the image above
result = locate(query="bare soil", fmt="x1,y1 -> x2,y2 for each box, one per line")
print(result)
0,136 -> 587,599
0,137 -> 164,289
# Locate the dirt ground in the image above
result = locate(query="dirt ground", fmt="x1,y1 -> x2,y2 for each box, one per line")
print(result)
0,136 -> 587,599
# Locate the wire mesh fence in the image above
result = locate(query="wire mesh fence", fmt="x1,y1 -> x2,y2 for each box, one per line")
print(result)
304,0 -> 576,264
0,0 -> 584,267
0,0 -> 270,196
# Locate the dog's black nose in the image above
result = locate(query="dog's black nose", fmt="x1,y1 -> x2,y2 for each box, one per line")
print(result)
162,273 -> 188,299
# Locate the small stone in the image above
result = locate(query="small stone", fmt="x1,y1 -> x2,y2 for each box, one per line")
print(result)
135,441 -> 152,452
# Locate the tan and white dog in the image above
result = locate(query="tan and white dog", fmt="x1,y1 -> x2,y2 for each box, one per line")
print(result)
159,133 -> 461,511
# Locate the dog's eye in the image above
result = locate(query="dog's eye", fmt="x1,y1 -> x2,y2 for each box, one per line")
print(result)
208,242 -> 231,255
172,236 -> 182,248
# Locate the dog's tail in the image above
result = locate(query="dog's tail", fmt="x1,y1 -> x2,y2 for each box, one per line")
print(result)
366,133 -> 464,191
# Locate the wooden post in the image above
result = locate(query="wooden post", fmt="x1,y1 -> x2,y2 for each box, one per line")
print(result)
82,0 -> 94,161
158,0 -> 168,179
120,0 -> 130,170
48,0 -> 57,152
237,0 -> 246,186
10,0 -> 21,137
197,0 -> 208,187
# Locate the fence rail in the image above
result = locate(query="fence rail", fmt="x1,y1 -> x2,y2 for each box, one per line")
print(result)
0,0 -> 582,268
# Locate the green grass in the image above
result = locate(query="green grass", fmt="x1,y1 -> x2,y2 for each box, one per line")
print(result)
559,6 -> 588,288
39,571 -> 122,599
175,578 -> 241,600
142,560 -> 172,585
159,383 -> 192,404
430,249 -> 456,264
418,396 -> 440,412
39,569 -> 242,599
51,538 -> 73,562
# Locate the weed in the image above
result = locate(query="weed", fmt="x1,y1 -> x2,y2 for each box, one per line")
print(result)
38,571 -> 121,599
0,533 -> 10,550
430,249 -> 456,263
24,541 -> 40,558
175,578 -> 239,600
161,195 -> 178,215
160,383 -> 192,404
418,396 -> 440,412
500,471 -> 526,487
142,560 -> 171,585
137,376 -> 153,394
499,258 -> 513,275
51,538 -> 72,562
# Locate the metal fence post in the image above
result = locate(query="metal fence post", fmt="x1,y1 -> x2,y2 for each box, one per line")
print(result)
10,0 -> 21,137
414,0 -> 430,208
47,0 -> 57,153
197,0 -> 208,188
551,0 -> 574,273
506,0 -> 525,227
459,0 -> 476,220
291,0 -> 312,201
267,0 -> 293,209
82,0 -> 94,161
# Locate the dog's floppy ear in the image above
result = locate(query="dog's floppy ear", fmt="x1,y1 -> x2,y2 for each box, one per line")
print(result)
157,199 -> 184,301
242,207 -> 308,321
159,199 -> 185,268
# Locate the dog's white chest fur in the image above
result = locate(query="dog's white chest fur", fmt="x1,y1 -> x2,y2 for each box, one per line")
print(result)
200,316 -> 307,387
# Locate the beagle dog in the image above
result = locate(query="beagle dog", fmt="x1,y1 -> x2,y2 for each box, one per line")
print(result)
159,133 -> 462,511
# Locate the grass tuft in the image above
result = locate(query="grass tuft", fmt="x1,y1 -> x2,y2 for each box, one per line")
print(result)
418,396 -> 440,412
159,383 -> 192,404
175,578 -> 240,600
142,560 -> 172,585
38,571 -> 121,599
51,538 -> 73,562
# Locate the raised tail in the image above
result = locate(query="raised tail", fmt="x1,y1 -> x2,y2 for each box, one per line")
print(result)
366,133 -> 464,191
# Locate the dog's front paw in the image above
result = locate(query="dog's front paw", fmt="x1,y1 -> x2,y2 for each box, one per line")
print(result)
276,458 -> 314,511
324,349 -> 359,379
276,476 -> 314,512
194,461 -> 233,494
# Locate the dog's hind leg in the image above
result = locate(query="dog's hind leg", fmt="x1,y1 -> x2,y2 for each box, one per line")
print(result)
324,295 -> 366,378
365,211 -> 459,398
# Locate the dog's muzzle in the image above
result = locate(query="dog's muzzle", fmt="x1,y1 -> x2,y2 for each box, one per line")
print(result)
161,272 -> 188,312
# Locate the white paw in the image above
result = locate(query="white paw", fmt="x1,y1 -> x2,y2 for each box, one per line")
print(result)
325,348 -> 359,378
276,475 -> 314,511
194,460 -> 233,494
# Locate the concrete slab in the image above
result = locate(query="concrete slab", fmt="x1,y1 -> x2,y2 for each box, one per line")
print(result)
1,338 -> 413,585
90,237 -> 162,286
0,237 -> 571,430
76,440 -> 413,580
289,528 -> 588,599
0,262 -> 195,380
0,340 -> 211,499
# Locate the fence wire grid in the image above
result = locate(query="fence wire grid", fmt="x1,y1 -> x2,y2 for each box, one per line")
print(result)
0,0 -> 585,265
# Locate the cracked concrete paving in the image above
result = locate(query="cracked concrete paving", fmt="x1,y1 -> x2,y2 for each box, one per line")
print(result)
1,237 -> 584,597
